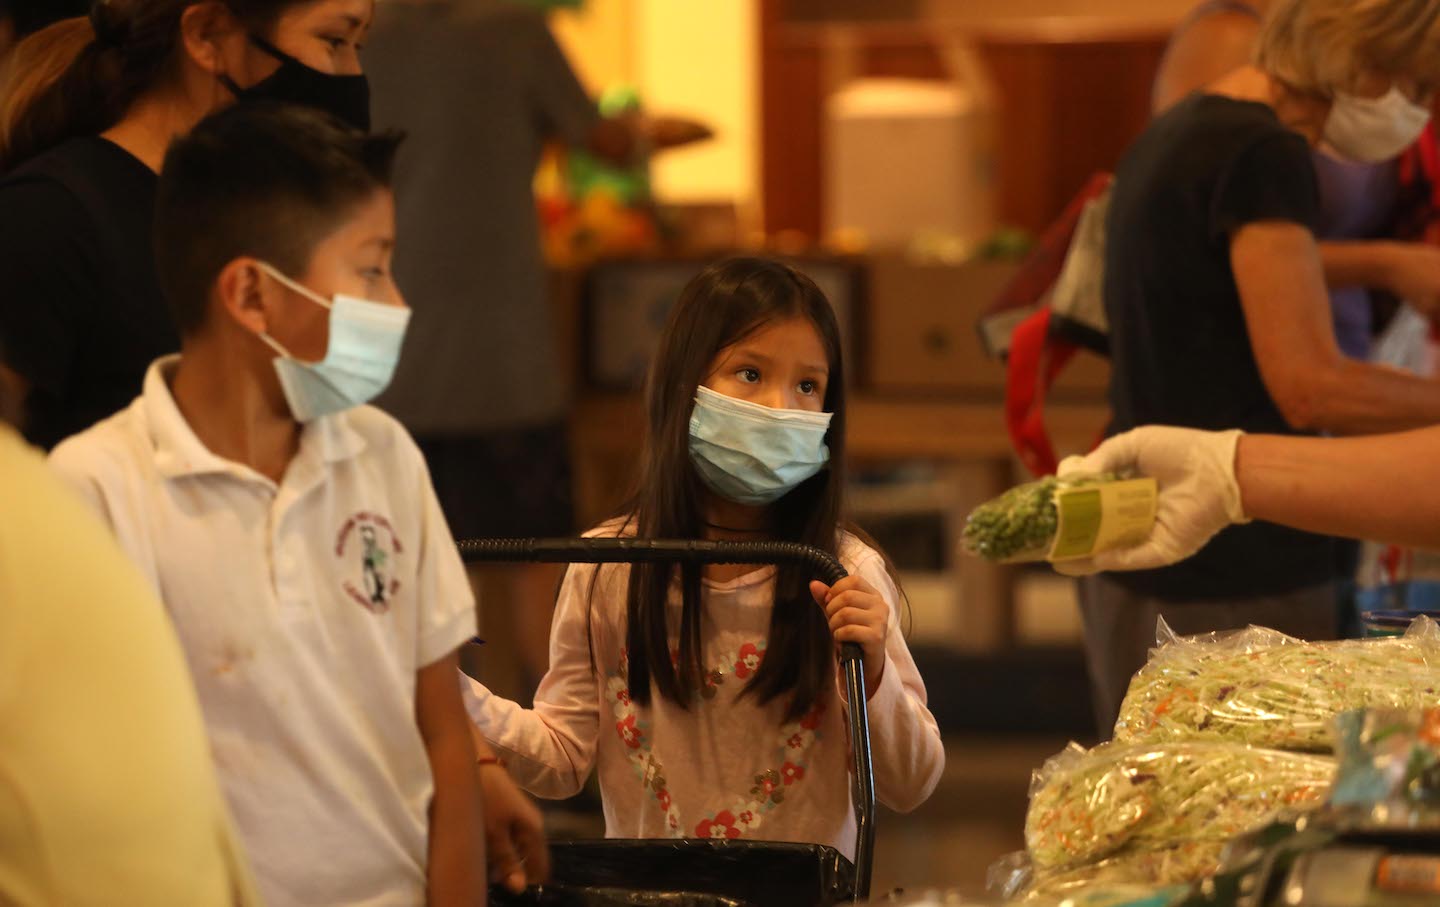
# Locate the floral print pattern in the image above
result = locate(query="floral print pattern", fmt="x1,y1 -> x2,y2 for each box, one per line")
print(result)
734,642 -> 763,680
604,641 -> 825,841
696,811 -> 742,839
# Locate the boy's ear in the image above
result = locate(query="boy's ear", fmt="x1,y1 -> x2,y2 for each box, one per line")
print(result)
215,258 -> 272,337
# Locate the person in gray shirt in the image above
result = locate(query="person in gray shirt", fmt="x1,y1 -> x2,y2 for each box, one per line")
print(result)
369,0 -> 596,497
365,0 -> 706,701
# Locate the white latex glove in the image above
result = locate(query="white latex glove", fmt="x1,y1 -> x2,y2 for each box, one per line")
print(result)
1052,426 -> 1250,575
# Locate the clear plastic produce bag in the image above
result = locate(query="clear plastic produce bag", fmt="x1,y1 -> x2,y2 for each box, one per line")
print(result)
1114,617 -> 1440,751
988,847 -> 1204,904
961,473 -> 1155,563
1025,741 -> 1333,871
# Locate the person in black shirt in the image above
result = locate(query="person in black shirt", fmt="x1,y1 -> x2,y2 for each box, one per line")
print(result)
1079,0 -> 1440,736
0,0 -> 374,450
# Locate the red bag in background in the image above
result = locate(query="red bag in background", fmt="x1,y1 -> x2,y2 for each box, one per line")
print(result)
1397,126 -> 1440,247
983,173 -> 1112,477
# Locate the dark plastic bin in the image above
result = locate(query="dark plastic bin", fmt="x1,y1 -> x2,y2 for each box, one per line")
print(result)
460,538 -> 877,907
492,882 -> 749,907
490,840 -> 854,907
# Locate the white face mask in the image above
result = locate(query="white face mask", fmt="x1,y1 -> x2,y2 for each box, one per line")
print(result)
687,386 -> 833,506
255,263 -> 411,422
1323,86 -> 1432,163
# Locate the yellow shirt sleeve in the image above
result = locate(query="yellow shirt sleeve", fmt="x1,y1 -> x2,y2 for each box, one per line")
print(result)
0,427 -> 260,906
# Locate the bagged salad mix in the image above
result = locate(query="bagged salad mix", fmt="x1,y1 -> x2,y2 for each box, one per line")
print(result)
961,473 -> 1156,563
1025,741 -> 1333,871
1114,618 -> 1440,751
989,845 -> 1212,904
1029,845 -> 1220,901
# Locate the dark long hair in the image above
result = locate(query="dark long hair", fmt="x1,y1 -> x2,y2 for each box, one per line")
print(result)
0,0 -> 300,173
610,258 -> 849,723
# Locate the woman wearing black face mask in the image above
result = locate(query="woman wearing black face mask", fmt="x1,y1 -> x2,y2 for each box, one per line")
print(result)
0,0 -> 372,449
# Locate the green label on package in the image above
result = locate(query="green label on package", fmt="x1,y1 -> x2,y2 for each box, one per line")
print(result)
1048,478 -> 1158,561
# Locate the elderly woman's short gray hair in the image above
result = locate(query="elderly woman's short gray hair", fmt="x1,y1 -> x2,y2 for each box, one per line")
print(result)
1257,0 -> 1440,98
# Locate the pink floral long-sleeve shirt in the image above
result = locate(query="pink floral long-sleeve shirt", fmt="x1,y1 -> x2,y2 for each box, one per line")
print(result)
463,531 -> 945,858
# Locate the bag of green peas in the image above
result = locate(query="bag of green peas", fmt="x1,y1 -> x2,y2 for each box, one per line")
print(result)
962,473 -> 1157,563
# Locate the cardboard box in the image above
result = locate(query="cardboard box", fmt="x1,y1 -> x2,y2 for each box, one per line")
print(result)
863,254 -> 1109,396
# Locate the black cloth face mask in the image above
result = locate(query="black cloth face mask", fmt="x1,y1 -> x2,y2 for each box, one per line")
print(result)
219,35 -> 371,131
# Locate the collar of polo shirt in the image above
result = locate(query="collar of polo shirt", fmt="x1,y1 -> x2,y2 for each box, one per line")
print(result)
141,356 -> 368,482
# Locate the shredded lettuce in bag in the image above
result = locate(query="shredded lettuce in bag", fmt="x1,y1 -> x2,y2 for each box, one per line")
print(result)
1025,741 -> 1333,871
1027,843 -> 1224,899
1114,617 -> 1440,751
990,845 -> 1213,904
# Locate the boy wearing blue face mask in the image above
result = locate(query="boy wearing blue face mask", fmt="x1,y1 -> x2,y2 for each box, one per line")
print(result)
463,258 -> 944,856
47,104 -> 498,907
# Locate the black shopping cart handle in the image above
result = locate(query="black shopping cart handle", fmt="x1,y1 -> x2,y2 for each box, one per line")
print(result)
457,536 -> 877,903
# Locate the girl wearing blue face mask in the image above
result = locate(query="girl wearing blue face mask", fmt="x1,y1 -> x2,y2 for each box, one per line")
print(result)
464,257 -> 945,855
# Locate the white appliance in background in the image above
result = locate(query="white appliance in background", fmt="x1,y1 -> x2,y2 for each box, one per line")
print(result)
825,69 -> 997,251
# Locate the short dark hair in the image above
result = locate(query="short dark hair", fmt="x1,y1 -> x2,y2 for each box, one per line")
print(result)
155,103 -> 403,336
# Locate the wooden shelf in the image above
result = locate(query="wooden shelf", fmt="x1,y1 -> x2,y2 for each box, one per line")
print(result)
573,391 -> 1108,462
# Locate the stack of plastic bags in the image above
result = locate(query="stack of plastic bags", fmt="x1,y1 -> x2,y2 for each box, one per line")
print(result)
1114,621 -> 1440,751
996,617 -> 1440,902
1013,740 -> 1333,898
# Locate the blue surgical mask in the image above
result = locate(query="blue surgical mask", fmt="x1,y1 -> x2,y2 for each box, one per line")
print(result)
687,386 -> 833,506
255,263 -> 411,422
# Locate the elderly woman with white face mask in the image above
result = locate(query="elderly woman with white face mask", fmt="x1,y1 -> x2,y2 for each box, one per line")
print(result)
1077,0 -> 1440,738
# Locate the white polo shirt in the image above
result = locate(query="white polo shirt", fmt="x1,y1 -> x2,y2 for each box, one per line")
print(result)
49,357 -> 477,907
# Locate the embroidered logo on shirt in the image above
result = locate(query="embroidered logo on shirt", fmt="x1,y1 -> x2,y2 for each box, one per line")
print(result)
335,512 -> 404,612
605,642 -> 824,840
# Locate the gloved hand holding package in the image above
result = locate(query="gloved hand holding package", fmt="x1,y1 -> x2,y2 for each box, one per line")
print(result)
1115,620 -> 1440,751
1050,427 -> 1247,575
1025,741 -> 1334,871
962,473 -> 1157,563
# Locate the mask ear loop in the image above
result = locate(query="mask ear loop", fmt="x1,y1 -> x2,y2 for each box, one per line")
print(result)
256,330 -> 293,359
251,263 -> 332,361
206,4 -> 250,101
257,262 -> 334,310
213,34 -> 301,103
217,70 -> 244,98
247,33 -> 295,65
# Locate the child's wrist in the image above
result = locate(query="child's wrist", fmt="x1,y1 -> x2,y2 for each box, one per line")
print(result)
477,755 -> 507,770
